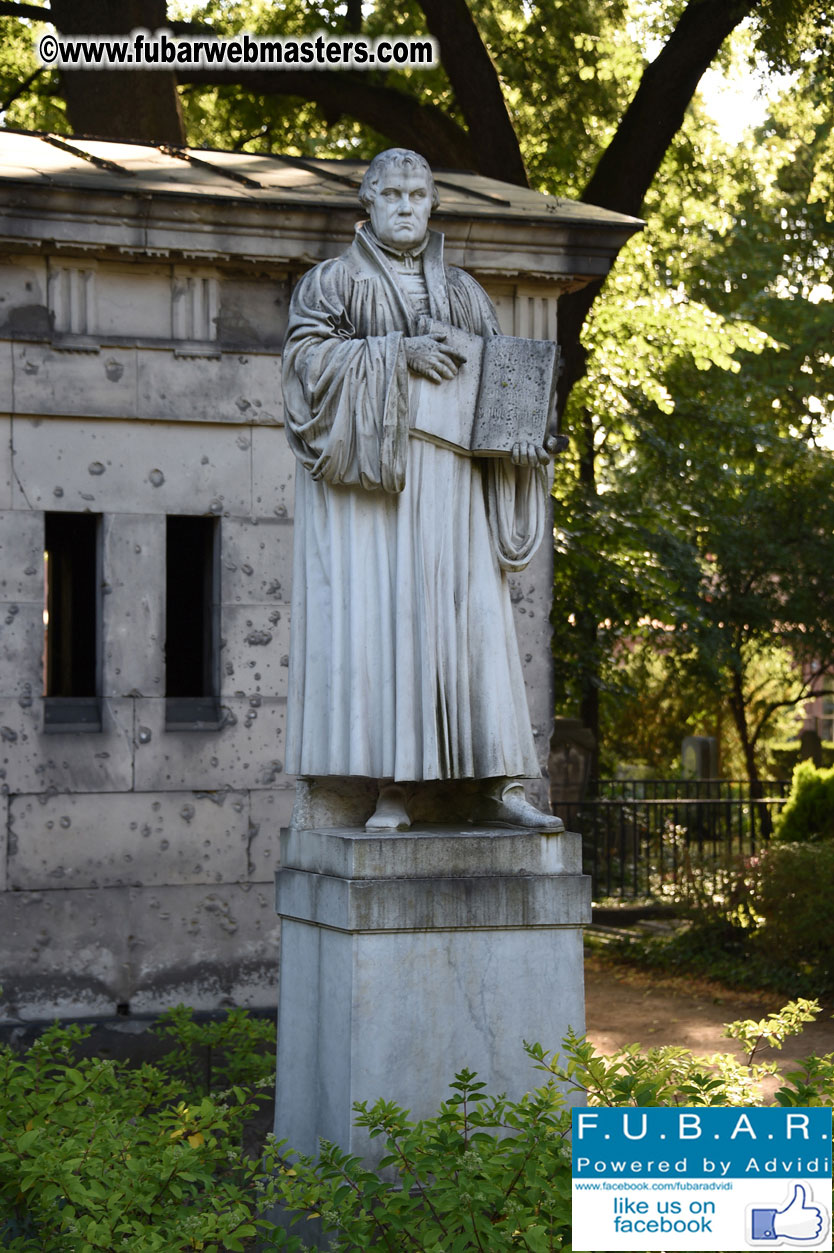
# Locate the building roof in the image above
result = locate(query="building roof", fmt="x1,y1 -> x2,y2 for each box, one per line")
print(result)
0,129 -> 641,232
0,130 -> 642,285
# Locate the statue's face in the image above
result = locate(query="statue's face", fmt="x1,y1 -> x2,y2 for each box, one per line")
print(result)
368,167 -> 432,250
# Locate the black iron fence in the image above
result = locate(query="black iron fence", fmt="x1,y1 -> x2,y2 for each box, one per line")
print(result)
570,779 -> 792,901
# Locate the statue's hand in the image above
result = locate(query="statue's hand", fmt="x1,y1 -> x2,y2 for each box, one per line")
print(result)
511,435 -> 569,466
511,441 -> 551,467
404,332 -> 465,383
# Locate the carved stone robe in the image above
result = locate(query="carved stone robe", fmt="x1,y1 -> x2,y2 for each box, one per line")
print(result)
282,224 -> 546,782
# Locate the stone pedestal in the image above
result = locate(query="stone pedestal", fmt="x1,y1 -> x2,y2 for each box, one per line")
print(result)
273,824 -> 591,1167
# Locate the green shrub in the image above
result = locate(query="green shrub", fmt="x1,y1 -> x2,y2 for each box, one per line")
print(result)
612,837 -> 834,995
615,914 -> 775,989
2,998 -> 832,1252
0,1008 -> 277,1252
151,1003 -> 276,1100
266,999 -> 832,1252
751,839 -> 834,986
773,759 -> 834,842
266,1071 -> 574,1252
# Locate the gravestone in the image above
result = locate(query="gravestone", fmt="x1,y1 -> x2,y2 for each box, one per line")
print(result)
549,716 -> 597,814
682,735 -> 719,780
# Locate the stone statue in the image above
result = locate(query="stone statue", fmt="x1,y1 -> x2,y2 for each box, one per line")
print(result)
282,147 -> 562,832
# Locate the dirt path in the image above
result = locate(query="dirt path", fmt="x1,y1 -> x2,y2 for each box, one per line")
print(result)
584,952 -> 834,1098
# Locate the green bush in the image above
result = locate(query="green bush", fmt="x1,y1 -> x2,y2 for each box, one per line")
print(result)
151,1003 -> 276,1100
773,759 -> 834,842
267,999 -> 832,1252
751,839 -> 834,984
267,1071 -> 574,1252
2,998 -> 832,1252
0,1007 -> 277,1252
611,836 -> 834,995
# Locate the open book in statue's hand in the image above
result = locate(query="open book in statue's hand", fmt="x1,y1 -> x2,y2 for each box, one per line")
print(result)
409,319 -> 560,457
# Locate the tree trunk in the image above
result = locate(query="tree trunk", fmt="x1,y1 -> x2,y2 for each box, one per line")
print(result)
344,0 -> 362,33
0,1 -> 48,18
579,641 -> 600,780
416,0 -> 528,186
175,0 -> 528,181
49,0 -> 185,144
581,0 -> 754,219
730,671 -> 772,841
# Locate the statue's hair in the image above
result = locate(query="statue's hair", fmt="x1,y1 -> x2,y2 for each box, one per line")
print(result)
358,148 -> 438,211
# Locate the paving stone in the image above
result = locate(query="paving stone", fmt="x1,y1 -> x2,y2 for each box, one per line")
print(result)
0,792 -> 7,893
0,409 -> 12,506
248,786 -> 295,881
216,274 -> 289,351
252,425 -> 296,521
126,881 -> 280,1014
0,881 -> 280,1018
0,509 -> 43,601
0,886 -> 132,1019
0,603 -> 45,699
12,343 -> 138,420
0,257 -> 48,347
95,261 -> 170,339
136,348 -> 282,425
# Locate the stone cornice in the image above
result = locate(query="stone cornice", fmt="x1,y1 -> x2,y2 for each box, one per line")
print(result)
0,135 -> 642,290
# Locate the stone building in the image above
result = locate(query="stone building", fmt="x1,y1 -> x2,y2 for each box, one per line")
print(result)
0,131 -> 637,1021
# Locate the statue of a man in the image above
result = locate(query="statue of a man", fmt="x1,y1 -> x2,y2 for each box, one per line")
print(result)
282,147 -> 562,832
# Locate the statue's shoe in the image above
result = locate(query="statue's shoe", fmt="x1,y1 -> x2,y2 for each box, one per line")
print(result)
365,784 -> 411,831
475,783 -> 565,832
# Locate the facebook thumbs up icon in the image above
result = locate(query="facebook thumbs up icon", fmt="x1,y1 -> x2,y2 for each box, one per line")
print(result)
751,1184 -> 825,1243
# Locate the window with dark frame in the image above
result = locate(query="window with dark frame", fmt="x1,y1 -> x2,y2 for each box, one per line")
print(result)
43,511 -> 102,731
165,515 -> 220,728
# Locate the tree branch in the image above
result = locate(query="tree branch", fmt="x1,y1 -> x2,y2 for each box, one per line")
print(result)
557,0 -> 756,419
750,686 -> 834,749
1,64 -> 44,113
583,0 -> 754,217
416,0 -> 527,185
0,1 -> 51,19
176,68 -> 476,170
0,2 -> 210,35
3,0 -> 480,175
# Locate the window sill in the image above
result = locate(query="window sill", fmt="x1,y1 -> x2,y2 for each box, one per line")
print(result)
44,697 -> 102,733
165,697 -> 223,732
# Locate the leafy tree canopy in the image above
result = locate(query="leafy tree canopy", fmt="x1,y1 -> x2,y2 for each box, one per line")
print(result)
553,28 -> 834,784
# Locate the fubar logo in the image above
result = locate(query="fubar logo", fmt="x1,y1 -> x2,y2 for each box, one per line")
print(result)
571,1108 -> 832,1251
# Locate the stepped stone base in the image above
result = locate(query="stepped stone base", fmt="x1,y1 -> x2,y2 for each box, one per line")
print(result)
273,824 -> 591,1168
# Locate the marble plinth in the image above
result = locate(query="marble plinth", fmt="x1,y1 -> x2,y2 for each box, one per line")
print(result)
273,824 -> 591,1168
